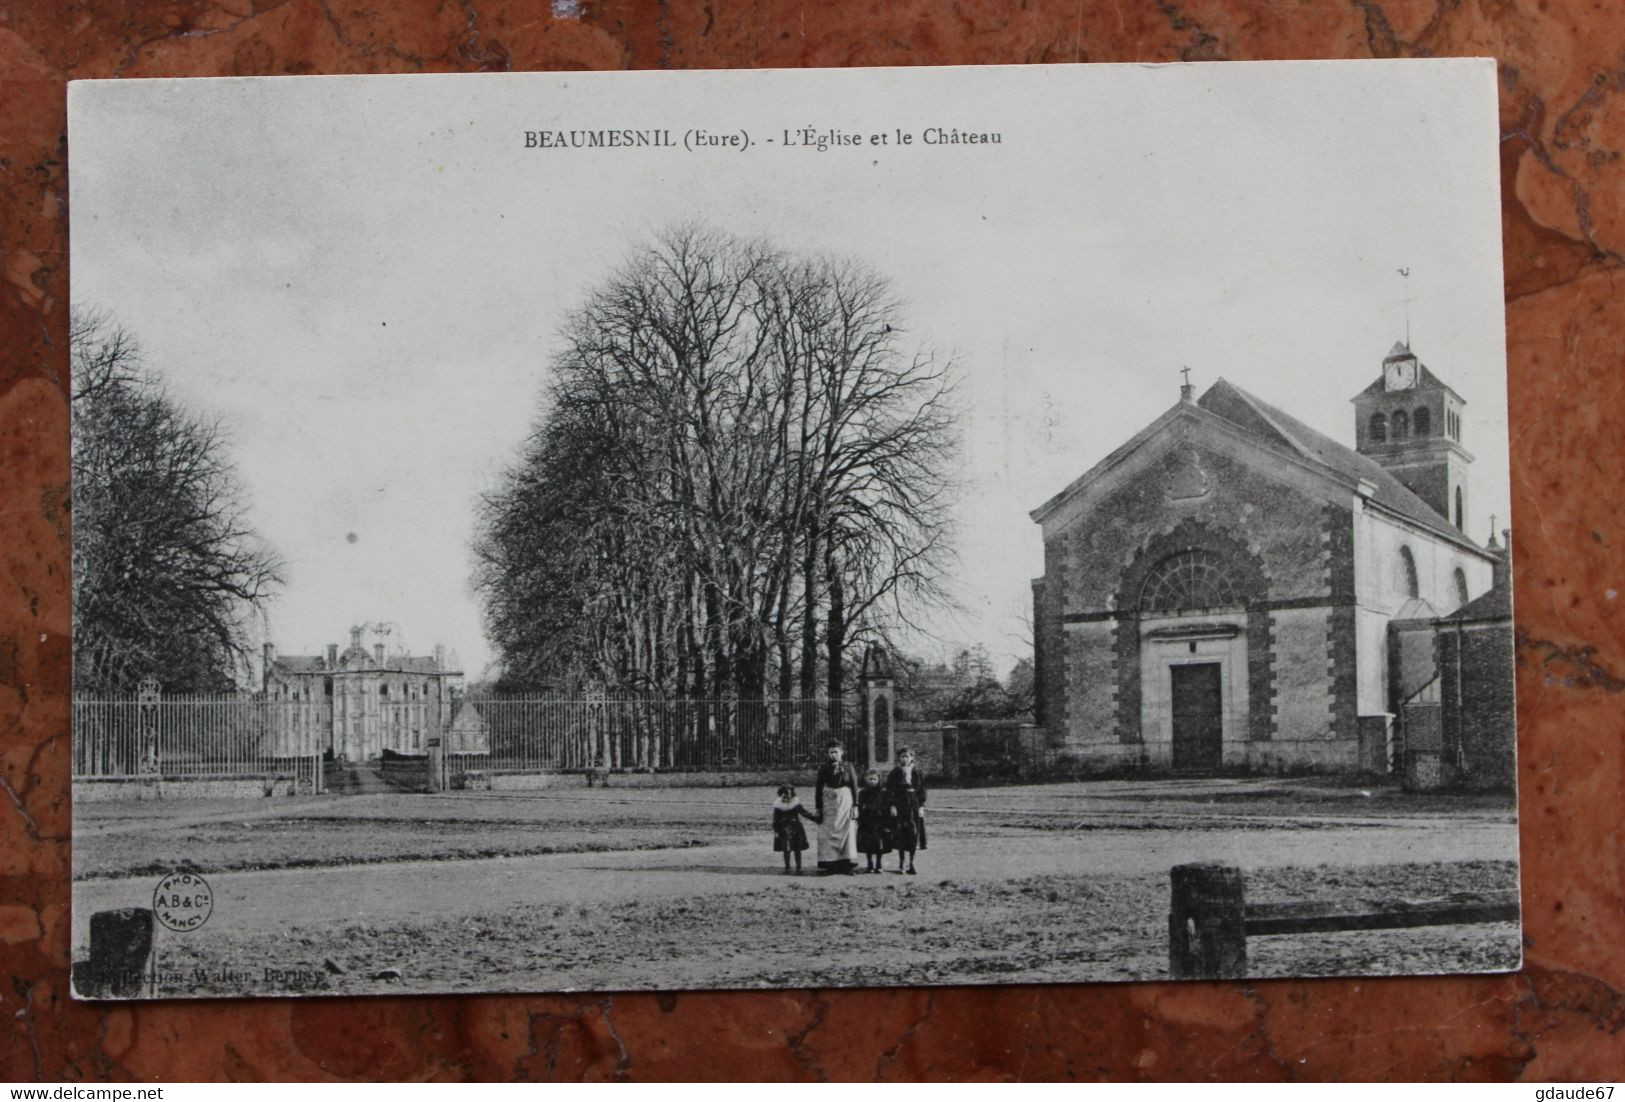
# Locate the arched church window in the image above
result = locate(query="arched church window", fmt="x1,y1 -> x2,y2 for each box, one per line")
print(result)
1398,545 -> 1419,599
1391,409 -> 1409,440
1455,486 -> 1464,530
1140,549 -> 1242,612
1413,407 -> 1430,436
1453,567 -> 1470,607
1369,413 -> 1387,443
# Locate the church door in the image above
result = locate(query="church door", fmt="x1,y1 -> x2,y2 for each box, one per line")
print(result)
1171,663 -> 1223,771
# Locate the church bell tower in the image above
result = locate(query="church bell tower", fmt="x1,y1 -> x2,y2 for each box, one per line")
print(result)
1351,341 -> 1473,530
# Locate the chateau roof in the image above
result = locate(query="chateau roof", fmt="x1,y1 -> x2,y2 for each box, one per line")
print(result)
448,699 -> 489,728
272,653 -> 459,675
1198,378 -> 1482,552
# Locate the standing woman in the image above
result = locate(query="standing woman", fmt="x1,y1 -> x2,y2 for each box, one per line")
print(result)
814,742 -> 860,875
887,746 -> 928,875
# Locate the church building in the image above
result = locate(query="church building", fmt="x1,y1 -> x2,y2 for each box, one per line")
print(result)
1030,342 -> 1507,776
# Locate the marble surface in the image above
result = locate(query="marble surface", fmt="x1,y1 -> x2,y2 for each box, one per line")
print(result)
2,0 -> 1622,1082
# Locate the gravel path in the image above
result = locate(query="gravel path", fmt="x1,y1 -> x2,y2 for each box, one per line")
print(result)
72,813 -> 1518,954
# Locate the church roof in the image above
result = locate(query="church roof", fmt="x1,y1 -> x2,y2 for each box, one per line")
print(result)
1440,575 -> 1512,622
1196,378 -> 1484,552
1392,597 -> 1442,621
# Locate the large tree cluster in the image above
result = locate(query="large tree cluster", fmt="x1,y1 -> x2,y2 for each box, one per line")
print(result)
71,311 -> 282,695
474,228 -> 959,707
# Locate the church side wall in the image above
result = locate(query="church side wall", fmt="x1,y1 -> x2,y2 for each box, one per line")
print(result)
1352,504 -> 1495,716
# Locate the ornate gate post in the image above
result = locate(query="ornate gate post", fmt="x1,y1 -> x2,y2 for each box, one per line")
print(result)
859,645 -> 895,770
585,680 -> 608,772
137,677 -> 161,775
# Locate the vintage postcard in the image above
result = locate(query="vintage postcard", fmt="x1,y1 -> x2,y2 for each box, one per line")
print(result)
68,61 -> 1519,998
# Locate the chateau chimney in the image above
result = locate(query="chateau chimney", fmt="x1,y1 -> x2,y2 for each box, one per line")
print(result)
327,643 -> 338,666
434,644 -> 446,671
374,642 -> 386,665
350,625 -> 363,650
1493,528 -> 1513,593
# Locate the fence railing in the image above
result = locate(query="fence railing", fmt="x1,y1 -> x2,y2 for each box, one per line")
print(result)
463,696 -> 858,773
73,697 -> 326,779
1167,862 -> 1521,979
74,694 -> 862,779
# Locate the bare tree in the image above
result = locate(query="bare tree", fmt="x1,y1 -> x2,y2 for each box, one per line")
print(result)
473,227 -> 959,711
71,310 -> 283,694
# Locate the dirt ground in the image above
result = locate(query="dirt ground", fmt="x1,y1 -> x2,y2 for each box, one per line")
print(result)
71,777 -> 1522,996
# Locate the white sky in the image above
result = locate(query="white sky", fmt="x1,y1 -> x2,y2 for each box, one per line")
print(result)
68,61 -> 1508,681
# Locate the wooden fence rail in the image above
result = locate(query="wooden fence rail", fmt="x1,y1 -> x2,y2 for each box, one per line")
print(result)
1168,862 -> 1521,980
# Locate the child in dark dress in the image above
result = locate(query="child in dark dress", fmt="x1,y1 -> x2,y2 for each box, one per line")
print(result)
772,785 -> 818,874
855,769 -> 894,873
887,747 -> 927,875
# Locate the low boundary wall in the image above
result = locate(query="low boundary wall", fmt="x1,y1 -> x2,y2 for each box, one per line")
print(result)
73,774 -> 308,802
487,768 -> 811,791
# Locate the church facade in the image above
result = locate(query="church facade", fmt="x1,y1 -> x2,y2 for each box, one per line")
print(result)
1030,343 -> 1505,776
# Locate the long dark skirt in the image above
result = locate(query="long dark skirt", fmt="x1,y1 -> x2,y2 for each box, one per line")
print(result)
856,807 -> 892,855
891,789 -> 923,851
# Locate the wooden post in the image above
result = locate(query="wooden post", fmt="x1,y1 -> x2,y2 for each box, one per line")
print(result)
1168,863 -> 1248,980
426,737 -> 444,792
75,907 -> 156,998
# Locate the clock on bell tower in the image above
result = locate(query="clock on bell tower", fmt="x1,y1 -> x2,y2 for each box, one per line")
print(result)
1384,351 -> 1418,391
1352,340 -> 1473,530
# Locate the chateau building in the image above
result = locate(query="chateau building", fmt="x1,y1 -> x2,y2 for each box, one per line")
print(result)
1030,342 -> 1511,777
263,626 -> 464,761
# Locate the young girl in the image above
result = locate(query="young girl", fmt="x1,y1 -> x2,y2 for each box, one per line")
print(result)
855,769 -> 894,873
886,746 -> 927,875
771,785 -> 818,874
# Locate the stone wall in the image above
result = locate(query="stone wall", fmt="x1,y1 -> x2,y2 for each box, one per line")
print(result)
1060,620 -> 1116,750
1437,619 -> 1517,791
1055,442 -> 1335,613
73,775 -> 300,802
489,769 -> 807,791
1269,606 -> 1336,743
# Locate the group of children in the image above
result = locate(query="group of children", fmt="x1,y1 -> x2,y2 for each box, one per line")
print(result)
771,746 -> 928,876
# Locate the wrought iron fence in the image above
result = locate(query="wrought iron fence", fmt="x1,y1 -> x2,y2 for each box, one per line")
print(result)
73,696 -> 326,780
460,695 -> 860,773
73,693 -> 864,779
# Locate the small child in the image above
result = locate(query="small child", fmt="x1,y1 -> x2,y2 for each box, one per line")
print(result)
855,769 -> 894,873
771,785 -> 818,874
